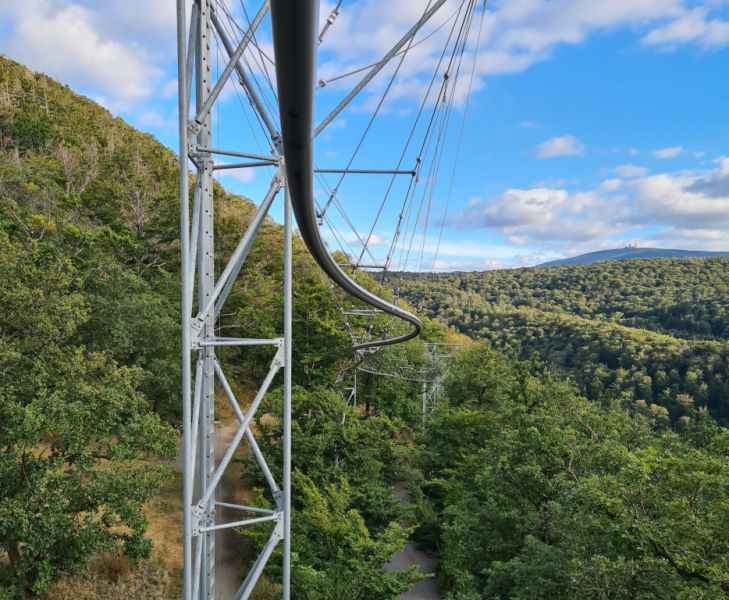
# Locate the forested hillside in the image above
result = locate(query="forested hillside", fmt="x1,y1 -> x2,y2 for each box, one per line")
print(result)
396,261 -> 729,423
397,260 -> 729,340
0,55 -> 184,597
540,246 -> 729,267
2,54 -> 729,600
0,54 -> 444,598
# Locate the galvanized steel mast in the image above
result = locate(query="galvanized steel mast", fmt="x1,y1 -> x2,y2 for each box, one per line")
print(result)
177,1 -> 290,598
176,0 -> 452,596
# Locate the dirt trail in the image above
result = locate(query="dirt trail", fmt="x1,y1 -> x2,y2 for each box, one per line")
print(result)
175,421 -> 249,599
213,421 -> 249,599
385,542 -> 440,600
176,426 -> 441,599
384,489 -> 442,600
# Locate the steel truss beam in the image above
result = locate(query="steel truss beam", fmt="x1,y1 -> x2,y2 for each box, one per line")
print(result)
354,343 -> 462,419
177,2 -> 291,599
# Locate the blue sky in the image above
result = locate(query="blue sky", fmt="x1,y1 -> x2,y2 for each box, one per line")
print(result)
2,0 -> 729,270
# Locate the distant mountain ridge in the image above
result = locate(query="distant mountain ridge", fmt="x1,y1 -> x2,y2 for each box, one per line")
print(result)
539,247 -> 729,267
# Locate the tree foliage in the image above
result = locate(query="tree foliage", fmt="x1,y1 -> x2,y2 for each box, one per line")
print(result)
416,343 -> 729,599
0,232 -> 176,596
290,473 -> 419,600
396,263 -> 729,423
5,52 -> 729,600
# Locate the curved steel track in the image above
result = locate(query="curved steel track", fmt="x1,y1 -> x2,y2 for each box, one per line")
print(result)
269,0 -> 423,350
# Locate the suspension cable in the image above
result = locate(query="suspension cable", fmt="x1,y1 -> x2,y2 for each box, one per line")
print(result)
432,0 -> 487,270
317,2 -> 462,89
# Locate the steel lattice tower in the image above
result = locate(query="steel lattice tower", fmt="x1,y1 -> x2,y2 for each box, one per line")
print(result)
177,1 -> 291,598
175,0 -> 463,597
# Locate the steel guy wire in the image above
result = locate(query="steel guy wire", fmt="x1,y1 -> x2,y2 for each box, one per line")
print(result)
432,0 -> 486,271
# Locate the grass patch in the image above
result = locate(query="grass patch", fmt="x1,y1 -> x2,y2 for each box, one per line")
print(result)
45,372 -> 277,599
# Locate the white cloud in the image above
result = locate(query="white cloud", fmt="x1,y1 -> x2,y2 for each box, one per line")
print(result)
630,158 -> 729,229
217,162 -> 258,185
0,0 -> 164,110
81,0 -> 176,44
448,186 -> 624,242
327,228 -> 528,271
135,109 -> 175,130
653,145 -> 684,159
341,232 -> 389,248
536,135 -> 586,159
445,158 -> 729,255
601,179 -> 622,191
642,7 -> 729,50
3,0 -> 727,124
615,164 -> 649,177
647,227 -> 728,251
366,233 -> 390,247
689,156 -> 729,197
315,0 -> 725,115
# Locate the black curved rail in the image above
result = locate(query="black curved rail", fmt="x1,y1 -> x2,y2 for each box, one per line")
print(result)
269,0 -> 423,350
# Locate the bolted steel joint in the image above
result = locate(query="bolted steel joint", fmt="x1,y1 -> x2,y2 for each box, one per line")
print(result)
187,119 -> 203,136
272,512 -> 285,542
271,340 -> 286,368
189,318 -> 204,350
191,504 -> 205,535
272,133 -> 284,155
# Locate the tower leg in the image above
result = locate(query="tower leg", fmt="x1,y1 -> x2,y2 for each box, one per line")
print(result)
282,190 -> 293,599
178,2 -> 291,597
195,1 -> 216,597
176,0 -> 193,597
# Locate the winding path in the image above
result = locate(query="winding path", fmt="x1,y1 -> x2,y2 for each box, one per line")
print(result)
384,489 -> 441,600
177,426 -> 441,599
176,421 -> 248,599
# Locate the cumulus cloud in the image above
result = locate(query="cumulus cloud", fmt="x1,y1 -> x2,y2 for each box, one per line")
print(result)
653,145 -> 684,159
688,156 -> 729,197
4,0 -> 727,120
217,161 -> 257,185
83,0 -> 176,44
601,179 -> 622,192
646,227 -> 729,251
315,0 -> 729,114
361,233 -> 390,247
642,7 -> 729,50
341,232 -> 390,249
0,0 -> 166,110
536,135 -> 586,159
445,158 -> 729,255
448,186 -> 625,243
136,109 -> 176,130
615,164 -> 649,177
630,159 -> 729,229
329,158 -> 729,270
